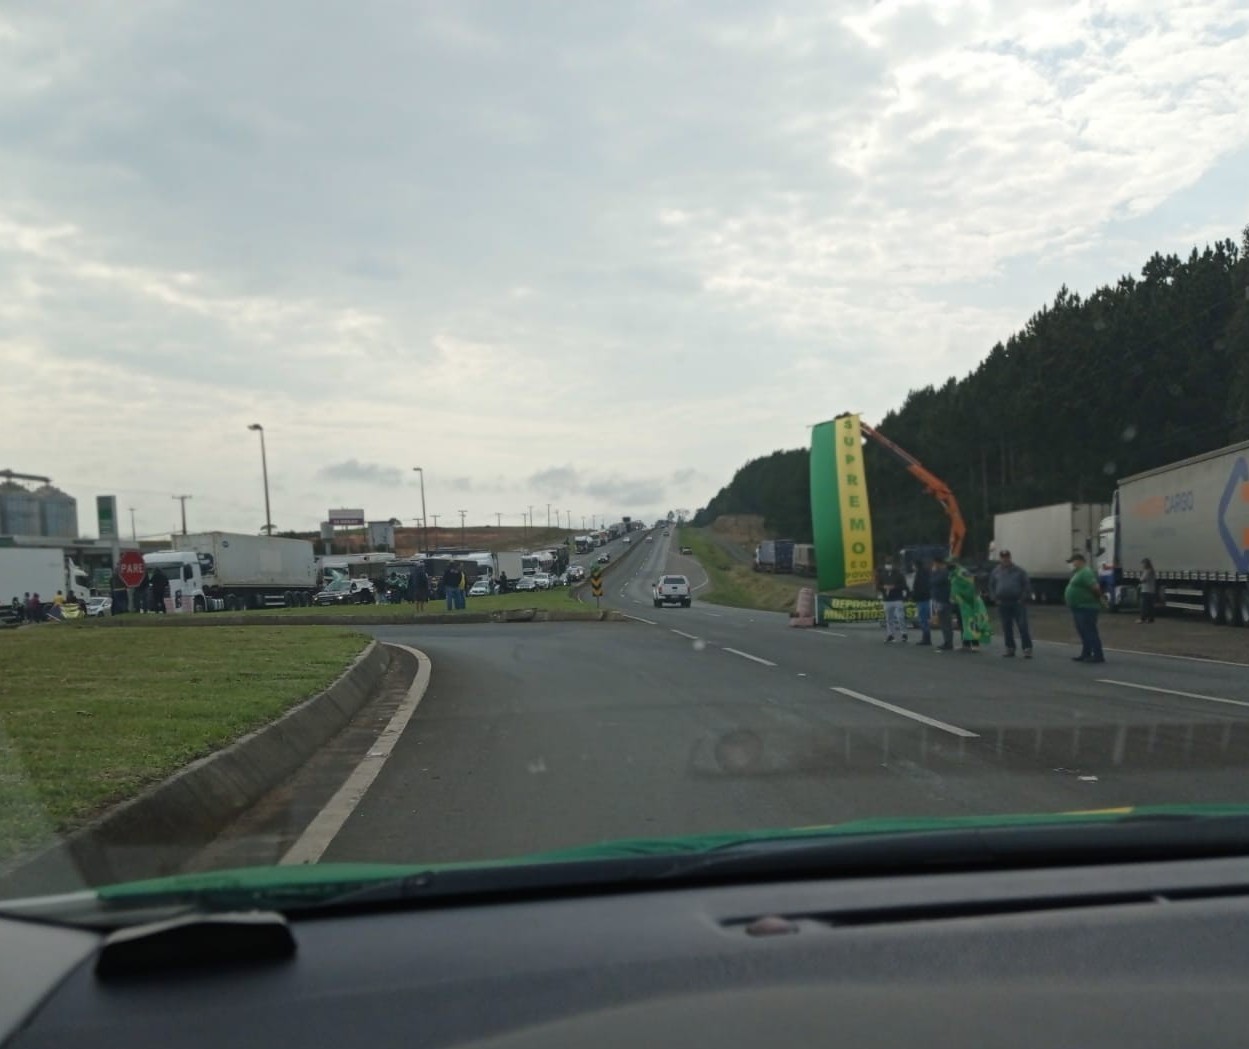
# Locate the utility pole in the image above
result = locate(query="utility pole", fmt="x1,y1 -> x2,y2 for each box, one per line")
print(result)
431,514 -> 440,550
528,505 -> 533,536
458,510 -> 467,546
172,494 -> 191,535
495,512 -> 502,528
581,515 -> 586,530
523,511 -> 529,544
413,467 -> 428,554
546,503 -> 551,529
129,507 -> 137,541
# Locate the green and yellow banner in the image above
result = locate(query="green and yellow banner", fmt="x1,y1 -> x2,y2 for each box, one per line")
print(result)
810,414 -> 875,591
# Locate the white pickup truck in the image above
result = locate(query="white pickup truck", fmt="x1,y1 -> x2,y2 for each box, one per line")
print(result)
653,574 -> 692,608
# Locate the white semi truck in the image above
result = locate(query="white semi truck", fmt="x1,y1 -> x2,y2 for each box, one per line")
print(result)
142,532 -> 318,611
990,503 -> 1109,603
1099,439 -> 1249,626
0,547 -> 91,616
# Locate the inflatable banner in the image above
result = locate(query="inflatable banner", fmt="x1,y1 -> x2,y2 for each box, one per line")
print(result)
810,414 -> 875,591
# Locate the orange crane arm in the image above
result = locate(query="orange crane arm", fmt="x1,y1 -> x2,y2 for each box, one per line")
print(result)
859,422 -> 967,559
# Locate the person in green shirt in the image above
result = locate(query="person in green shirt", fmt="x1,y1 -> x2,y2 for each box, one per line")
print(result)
1064,552 -> 1105,663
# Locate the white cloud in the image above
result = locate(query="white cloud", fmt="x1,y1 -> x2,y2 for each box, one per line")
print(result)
1,0 -> 1246,535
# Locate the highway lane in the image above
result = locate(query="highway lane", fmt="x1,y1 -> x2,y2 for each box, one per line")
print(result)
310,538 -> 1249,864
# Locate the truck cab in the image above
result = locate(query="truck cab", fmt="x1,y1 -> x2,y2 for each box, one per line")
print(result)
141,551 -> 210,611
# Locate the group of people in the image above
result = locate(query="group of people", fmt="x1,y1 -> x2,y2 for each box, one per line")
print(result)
8,590 -> 84,623
878,549 -> 1112,662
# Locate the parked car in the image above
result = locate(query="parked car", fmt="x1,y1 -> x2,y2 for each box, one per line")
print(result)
468,578 -> 493,597
622,536 -> 631,544
314,577 -> 376,605
514,576 -> 539,592
85,595 -> 112,617
596,553 -> 611,564
653,575 -> 692,608
533,573 -> 553,590
567,565 -> 586,582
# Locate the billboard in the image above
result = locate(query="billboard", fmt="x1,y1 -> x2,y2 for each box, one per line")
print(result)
810,414 -> 875,591
327,508 -> 365,526
97,495 -> 118,540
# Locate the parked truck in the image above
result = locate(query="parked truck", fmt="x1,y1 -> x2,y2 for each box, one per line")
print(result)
990,503 -> 1109,603
793,543 -> 818,577
753,539 -> 795,573
142,532 -> 318,611
0,547 -> 91,616
1101,439 -> 1249,626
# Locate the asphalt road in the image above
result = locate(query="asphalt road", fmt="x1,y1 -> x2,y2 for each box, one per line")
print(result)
313,529 -> 1249,867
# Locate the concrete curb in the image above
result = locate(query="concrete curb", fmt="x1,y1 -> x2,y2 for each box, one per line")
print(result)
88,609 -> 626,627
0,641 -> 392,896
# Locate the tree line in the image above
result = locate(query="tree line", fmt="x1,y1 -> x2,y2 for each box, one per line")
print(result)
694,227 -> 1249,559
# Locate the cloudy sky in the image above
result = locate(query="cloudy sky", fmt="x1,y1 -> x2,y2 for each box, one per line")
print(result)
3,0 -> 1247,539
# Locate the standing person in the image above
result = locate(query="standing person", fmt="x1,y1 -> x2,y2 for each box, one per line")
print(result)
52,589 -> 66,609
989,550 -> 1033,659
498,571 -> 509,595
881,560 -> 908,643
929,556 -> 954,651
911,557 -> 933,646
949,560 -> 991,652
1065,552 -> 1105,663
1138,558 -> 1157,623
443,565 -> 464,611
151,567 -> 170,613
10,595 -> 23,624
28,592 -> 42,623
413,565 -> 430,612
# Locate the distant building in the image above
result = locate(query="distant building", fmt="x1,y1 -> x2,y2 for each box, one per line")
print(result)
0,471 -> 79,539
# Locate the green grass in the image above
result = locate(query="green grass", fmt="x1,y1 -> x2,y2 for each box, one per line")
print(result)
0,627 -> 368,862
237,588 -> 590,619
678,527 -> 810,612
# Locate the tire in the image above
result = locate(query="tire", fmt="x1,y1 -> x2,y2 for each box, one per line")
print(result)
1220,585 -> 1238,627
225,593 -> 240,612
653,599 -> 661,608
283,590 -> 294,607
682,599 -> 691,607
193,596 -> 206,613
1206,585 -> 1224,624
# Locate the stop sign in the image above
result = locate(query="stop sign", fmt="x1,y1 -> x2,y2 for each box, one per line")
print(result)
118,550 -> 146,588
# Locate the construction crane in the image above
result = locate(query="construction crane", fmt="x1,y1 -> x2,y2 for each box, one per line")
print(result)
857,420 -> 967,559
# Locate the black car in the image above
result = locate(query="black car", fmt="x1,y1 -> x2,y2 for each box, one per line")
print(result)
314,578 -> 376,605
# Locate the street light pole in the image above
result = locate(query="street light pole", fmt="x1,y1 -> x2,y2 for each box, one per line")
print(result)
129,506 -> 137,541
172,494 -> 192,535
247,424 -> 273,536
413,467 -> 428,553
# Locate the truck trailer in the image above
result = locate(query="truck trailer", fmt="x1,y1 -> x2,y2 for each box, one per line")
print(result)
990,502 -> 1109,602
0,547 -> 91,615
1102,440 -> 1249,626
754,539 -> 795,574
143,532 -> 318,611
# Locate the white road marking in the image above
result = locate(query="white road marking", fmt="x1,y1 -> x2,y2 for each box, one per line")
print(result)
703,611 -> 724,617
813,630 -> 849,638
831,686 -> 979,739
671,629 -> 701,641
722,647 -> 777,667
282,642 -> 432,865
621,613 -> 659,625
1098,679 -> 1249,711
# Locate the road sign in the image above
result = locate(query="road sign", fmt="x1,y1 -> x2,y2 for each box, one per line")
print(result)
590,564 -> 604,601
117,550 -> 145,588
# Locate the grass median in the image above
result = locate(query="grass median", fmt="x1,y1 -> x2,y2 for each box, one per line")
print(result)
678,527 -> 808,612
233,588 -> 591,619
0,626 -> 368,863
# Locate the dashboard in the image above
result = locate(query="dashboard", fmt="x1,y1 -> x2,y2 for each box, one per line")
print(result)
6,854 -> 1249,1047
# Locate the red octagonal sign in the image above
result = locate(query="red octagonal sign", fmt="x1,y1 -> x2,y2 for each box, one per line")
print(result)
117,550 -> 146,588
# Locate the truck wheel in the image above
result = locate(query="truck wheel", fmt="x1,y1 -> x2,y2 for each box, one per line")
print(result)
225,593 -> 240,612
1206,586 -> 1224,624
682,599 -> 691,607
1220,585 -> 1238,627
653,599 -> 661,608
193,596 -> 206,613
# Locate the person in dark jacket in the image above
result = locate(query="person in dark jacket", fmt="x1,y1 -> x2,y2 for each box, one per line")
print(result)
911,557 -> 933,645
929,555 -> 953,651
989,550 -> 1033,658
150,567 -> 170,613
412,566 -> 431,612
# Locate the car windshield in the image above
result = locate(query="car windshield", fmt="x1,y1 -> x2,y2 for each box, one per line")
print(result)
3,1 -> 1249,927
